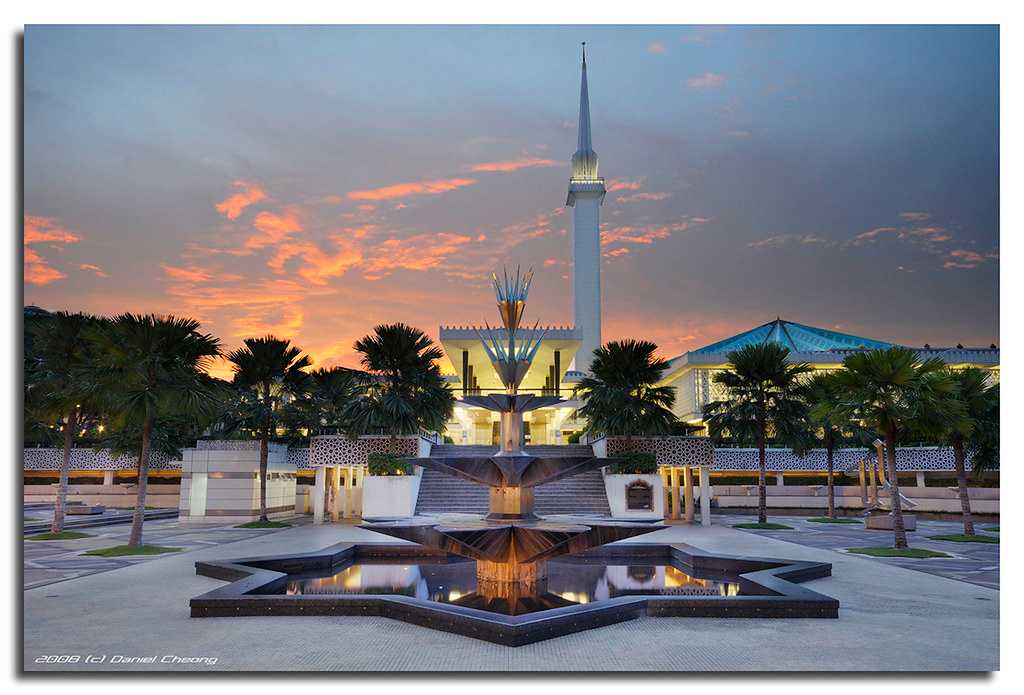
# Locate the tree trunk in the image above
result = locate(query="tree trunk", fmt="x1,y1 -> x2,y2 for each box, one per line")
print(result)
826,439 -> 835,519
757,434 -> 767,525
50,407 -> 78,533
259,435 -> 269,522
953,438 -> 975,536
127,413 -> 153,548
884,430 -> 908,549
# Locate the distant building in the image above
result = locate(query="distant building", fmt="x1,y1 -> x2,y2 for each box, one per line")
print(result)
659,317 -> 1000,427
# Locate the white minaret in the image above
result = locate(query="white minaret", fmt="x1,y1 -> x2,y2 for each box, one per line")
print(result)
566,43 -> 605,372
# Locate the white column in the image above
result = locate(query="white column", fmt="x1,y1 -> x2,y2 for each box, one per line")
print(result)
571,193 -> 603,368
683,466 -> 695,523
669,467 -> 681,520
915,472 -> 926,488
102,471 -> 115,486
330,466 -> 341,522
312,467 -> 326,524
775,472 -> 785,486
699,466 -> 711,527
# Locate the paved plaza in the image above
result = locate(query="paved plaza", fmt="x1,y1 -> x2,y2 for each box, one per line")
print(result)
24,510 -> 311,590
22,514 -> 998,672
719,514 -> 1000,590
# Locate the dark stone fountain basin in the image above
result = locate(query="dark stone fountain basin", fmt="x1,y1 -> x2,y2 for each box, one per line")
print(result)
190,541 -> 839,646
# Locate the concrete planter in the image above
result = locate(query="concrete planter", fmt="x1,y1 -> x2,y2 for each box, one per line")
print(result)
362,469 -> 422,519
604,472 -> 664,520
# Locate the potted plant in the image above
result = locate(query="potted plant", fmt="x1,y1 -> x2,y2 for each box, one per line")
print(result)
603,452 -> 665,520
362,453 -> 422,519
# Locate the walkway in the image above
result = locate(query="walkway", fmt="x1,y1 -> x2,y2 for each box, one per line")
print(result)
23,519 -> 998,671
719,514 -> 999,590
24,512 -> 310,590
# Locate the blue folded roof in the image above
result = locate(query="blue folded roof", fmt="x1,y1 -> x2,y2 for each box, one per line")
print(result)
693,318 -> 892,354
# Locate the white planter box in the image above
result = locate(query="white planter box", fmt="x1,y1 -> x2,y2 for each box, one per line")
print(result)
362,469 -> 422,519
604,472 -> 665,520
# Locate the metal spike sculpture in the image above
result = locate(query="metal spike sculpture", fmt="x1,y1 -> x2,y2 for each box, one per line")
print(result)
364,267 -> 660,591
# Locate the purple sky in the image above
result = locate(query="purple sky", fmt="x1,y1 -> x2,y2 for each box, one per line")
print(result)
24,25 -> 999,375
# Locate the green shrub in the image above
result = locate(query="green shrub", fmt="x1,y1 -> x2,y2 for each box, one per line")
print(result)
367,453 -> 413,476
608,451 -> 658,475
567,431 -> 582,444
443,435 -> 454,444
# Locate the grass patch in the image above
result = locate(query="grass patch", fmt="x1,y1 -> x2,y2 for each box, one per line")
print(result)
807,517 -> 862,524
846,547 -> 951,559
984,526 -> 999,532
82,544 -> 181,557
26,531 -> 95,541
235,520 -> 291,529
928,534 -> 999,544
732,522 -> 794,530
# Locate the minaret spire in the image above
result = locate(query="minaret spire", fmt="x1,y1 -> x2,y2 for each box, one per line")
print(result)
572,42 -> 598,181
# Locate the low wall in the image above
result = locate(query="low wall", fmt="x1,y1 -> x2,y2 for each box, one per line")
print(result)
710,484 -> 999,514
23,483 -> 180,509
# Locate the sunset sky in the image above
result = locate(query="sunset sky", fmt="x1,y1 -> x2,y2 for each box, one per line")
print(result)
24,25 -> 999,376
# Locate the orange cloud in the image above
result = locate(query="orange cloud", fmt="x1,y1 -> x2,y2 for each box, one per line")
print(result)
601,222 -> 691,247
25,248 -> 66,285
24,215 -> 82,286
647,41 -> 667,55
362,232 -> 473,278
268,235 -> 363,285
215,181 -> 267,220
606,178 -> 642,192
467,158 -> 559,173
943,248 -> 998,270
899,211 -> 930,221
79,263 -> 109,278
347,177 -> 476,201
161,263 -> 213,282
24,215 -> 82,245
244,207 -> 304,251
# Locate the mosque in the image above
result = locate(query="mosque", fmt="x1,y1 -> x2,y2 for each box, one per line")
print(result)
435,50 -> 1000,446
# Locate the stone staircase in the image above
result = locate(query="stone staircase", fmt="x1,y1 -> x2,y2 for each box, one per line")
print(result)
414,444 -> 611,516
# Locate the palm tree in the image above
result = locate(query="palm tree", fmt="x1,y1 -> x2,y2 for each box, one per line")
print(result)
279,366 -> 363,440
90,314 -> 221,547
224,336 -> 312,522
25,312 -> 104,533
703,343 -> 812,525
344,323 -> 454,449
573,339 -> 677,449
804,372 -> 856,519
934,368 -> 999,536
832,347 -> 957,549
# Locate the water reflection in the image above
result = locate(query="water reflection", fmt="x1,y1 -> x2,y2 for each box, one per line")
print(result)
284,559 -> 741,615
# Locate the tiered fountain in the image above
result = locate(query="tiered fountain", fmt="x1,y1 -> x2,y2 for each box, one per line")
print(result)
190,267 -> 839,645
363,267 -> 661,597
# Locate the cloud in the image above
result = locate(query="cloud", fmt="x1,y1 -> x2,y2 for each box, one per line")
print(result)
606,178 -> 643,192
244,207 -> 304,252
853,224 -> 950,246
161,263 -> 214,282
647,41 -> 667,55
24,215 -> 82,285
347,177 -> 476,201
24,215 -> 82,245
748,234 -> 828,248
899,211 -> 930,222
943,248 -> 998,270
78,263 -> 109,278
601,221 -> 694,253
467,157 -> 559,172
362,232 -> 473,278
268,235 -> 363,285
604,247 -> 631,258
215,181 -> 267,220
24,248 -> 66,285
687,72 -> 725,89
616,192 -> 671,203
